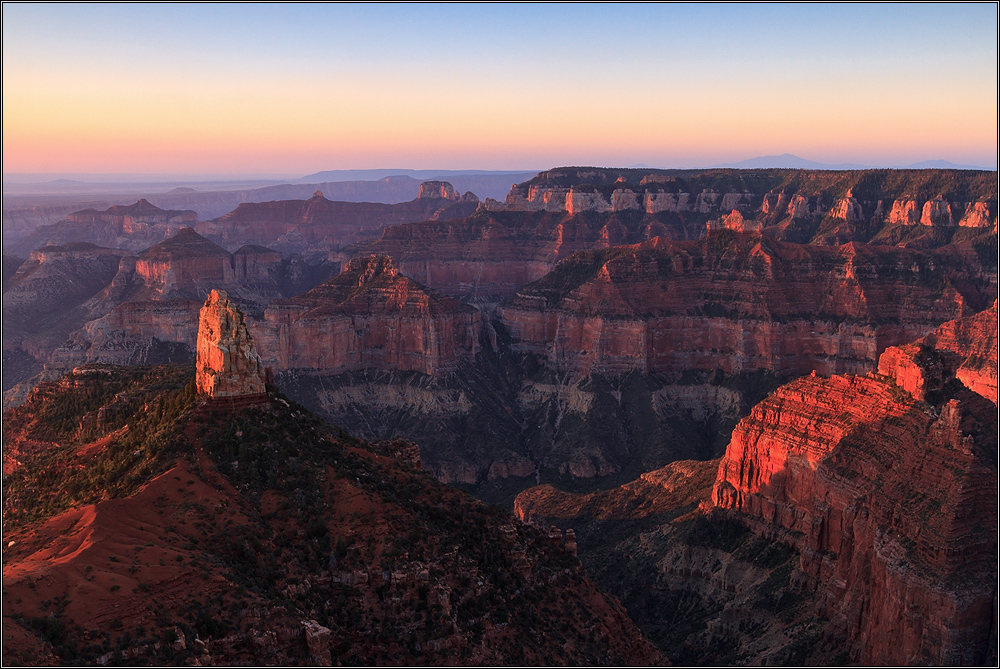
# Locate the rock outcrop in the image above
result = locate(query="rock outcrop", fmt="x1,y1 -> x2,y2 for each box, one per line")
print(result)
499,232 -> 994,378
711,308 -> 997,664
8,200 -> 197,256
495,168 -> 997,239
8,230 -> 337,390
196,290 -> 267,398
256,255 -> 480,376
352,167 -> 996,301
879,300 -> 997,403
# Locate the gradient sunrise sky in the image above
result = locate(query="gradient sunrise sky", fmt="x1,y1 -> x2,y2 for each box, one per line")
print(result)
2,3 -> 997,177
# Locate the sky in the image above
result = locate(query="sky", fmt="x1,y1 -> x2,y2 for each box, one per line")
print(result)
2,3 -> 997,177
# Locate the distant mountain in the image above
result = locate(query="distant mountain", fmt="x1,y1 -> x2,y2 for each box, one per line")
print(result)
718,153 -> 994,171
718,153 -> 867,170
904,159 -> 993,170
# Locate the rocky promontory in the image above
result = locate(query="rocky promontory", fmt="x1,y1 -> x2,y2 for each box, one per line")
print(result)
195,290 -> 267,398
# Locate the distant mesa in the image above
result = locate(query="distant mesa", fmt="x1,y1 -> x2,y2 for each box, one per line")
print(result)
167,186 -> 196,194
417,180 -> 458,200
196,289 -> 267,399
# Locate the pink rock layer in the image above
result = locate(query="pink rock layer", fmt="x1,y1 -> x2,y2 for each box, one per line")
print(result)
712,318 -> 996,665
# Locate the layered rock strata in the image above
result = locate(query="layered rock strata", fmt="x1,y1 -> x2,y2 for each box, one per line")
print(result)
2,243 -> 131,361
356,167 -> 996,301
711,308 -> 998,664
196,290 -> 267,398
9,200 -> 197,256
499,232 -> 995,378
497,168 -> 997,236
879,300 -> 997,403
256,255 -> 480,376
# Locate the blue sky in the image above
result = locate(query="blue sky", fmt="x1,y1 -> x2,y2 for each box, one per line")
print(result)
3,3 -> 997,174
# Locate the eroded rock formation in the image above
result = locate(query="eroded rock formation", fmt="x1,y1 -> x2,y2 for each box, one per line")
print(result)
711,306 -> 998,665
499,232 -> 994,378
879,300 -> 998,403
256,254 -> 480,375
196,290 -> 267,398
196,185 -> 478,255
354,167 -> 996,301
9,200 -> 197,256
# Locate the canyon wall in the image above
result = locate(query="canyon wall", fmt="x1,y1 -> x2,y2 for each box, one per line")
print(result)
354,168 -> 996,302
878,300 -> 998,403
499,232 -> 995,378
8,200 -> 198,256
712,305 -> 997,665
496,168 -> 997,237
255,254 -> 481,376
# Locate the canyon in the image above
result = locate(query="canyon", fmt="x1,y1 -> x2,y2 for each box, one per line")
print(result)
1,363 -> 662,665
3,166 -> 997,665
515,302 -> 998,665
2,228 -> 336,404
348,167 -> 996,302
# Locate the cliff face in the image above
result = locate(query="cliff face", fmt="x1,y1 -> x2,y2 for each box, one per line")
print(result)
712,307 -> 998,665
878,300 -> 998,403
343,209 -> 683,304
2,243 -> 132,374
196,290 -> 267,398
512,460 -> 844,665
4,230 -> 337,407
499,232 -> 995,378
510,307 -> 997,665
8,200 -> 198,256
256,255 -> 481,376
497,168 -> 997,239
353,168 -> 996,302
195,184 -> 479,255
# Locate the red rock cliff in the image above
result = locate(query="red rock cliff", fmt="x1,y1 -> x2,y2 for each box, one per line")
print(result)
135,228 -> 237,294
196,290 -> 267,398
879,301 -> 998,403
499,233 -> 993,377
712,310 -> 997,664
256,254 -> 481,375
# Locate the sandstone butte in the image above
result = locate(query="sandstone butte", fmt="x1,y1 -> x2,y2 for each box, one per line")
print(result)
255,254 -> 480,376
712,302 -> 998,665
498,232 -> 994,378
195,289 -> 267,399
